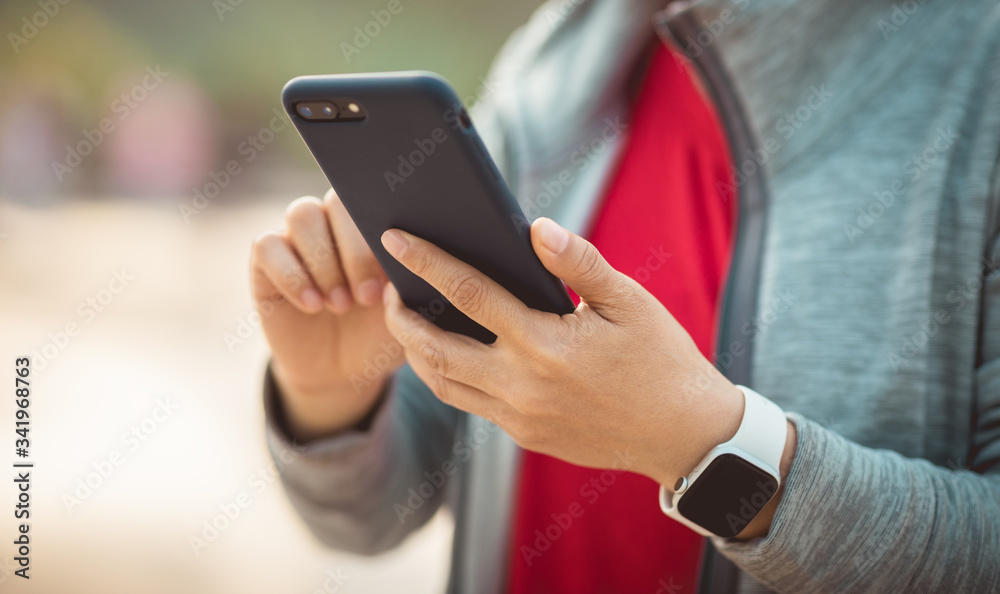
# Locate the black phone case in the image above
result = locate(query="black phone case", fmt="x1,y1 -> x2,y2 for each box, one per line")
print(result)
282,71 -> 574,342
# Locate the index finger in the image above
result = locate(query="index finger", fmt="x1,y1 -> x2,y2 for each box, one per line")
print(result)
380,228 -> 542,341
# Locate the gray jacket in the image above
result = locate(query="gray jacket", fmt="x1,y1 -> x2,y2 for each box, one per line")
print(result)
264,0 -> 1000,592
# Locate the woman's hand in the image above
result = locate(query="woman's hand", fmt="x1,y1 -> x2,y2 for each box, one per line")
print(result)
250,189 -> 404,441
379,216 -> 745,487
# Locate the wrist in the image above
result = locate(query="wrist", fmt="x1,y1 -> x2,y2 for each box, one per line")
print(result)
272,363 -> 389,442
656,384 -> 792,538
653,377 -> 744,488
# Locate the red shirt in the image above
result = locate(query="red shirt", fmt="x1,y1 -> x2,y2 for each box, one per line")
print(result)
507,42 -> 735,593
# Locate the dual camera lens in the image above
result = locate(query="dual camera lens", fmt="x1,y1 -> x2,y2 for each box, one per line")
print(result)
297,104 -> 335,117
295,100 -> 365,122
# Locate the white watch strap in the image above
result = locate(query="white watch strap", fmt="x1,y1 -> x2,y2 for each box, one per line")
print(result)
658,385 -> 787,536
723,385 -> 787,473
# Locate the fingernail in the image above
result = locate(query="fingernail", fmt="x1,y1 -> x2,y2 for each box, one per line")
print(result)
357,278 -> 383,306
381,229 -> 408,258
328,287 -> 352,313
301,288 -> 323,312
538,218 -> 569,254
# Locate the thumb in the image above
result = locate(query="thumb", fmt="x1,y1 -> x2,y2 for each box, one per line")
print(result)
531,217 -> 631,315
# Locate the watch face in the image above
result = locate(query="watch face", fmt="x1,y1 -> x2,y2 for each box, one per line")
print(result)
676,453 -> 779,538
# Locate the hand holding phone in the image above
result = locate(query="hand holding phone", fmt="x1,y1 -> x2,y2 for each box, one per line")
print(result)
250,190 -> 404,441
281,71 -> 575,343
250,71 -> 574,440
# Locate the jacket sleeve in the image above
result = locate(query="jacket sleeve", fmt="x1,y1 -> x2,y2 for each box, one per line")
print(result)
713,235 -> 1000,592
263,363 -> 462,555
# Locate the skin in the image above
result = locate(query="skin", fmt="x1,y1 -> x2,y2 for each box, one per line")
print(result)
250,188 -> 797,541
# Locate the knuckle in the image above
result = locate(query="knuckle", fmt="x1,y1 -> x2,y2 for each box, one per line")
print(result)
420,338 -> 449,378
572,314 -> 604,342
405,244 -> 433,275
514,326 -> 569,372
448,273 -> 487,315
531,340 -> 572,379
574,244 -> 605,281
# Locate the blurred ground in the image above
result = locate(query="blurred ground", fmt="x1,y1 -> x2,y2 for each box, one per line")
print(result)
0,198 -> 453,593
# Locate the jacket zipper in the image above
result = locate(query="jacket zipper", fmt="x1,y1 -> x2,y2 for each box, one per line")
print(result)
654,6 -> 772,594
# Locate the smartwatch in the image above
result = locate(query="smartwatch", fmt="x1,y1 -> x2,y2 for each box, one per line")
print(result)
659,385 -> 787,538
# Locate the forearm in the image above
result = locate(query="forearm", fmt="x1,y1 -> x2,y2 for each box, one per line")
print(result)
271,360 -> 388,442
264,365 -> 462,554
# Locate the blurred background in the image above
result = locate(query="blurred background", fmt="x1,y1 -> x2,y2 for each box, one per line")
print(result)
0,0 -> 542,591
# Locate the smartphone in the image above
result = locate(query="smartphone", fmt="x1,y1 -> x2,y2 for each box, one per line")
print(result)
281,71 -> 574,343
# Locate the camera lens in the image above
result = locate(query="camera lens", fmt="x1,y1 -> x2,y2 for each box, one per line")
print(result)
298,104 -> 313,117
322,106 -> 334,115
